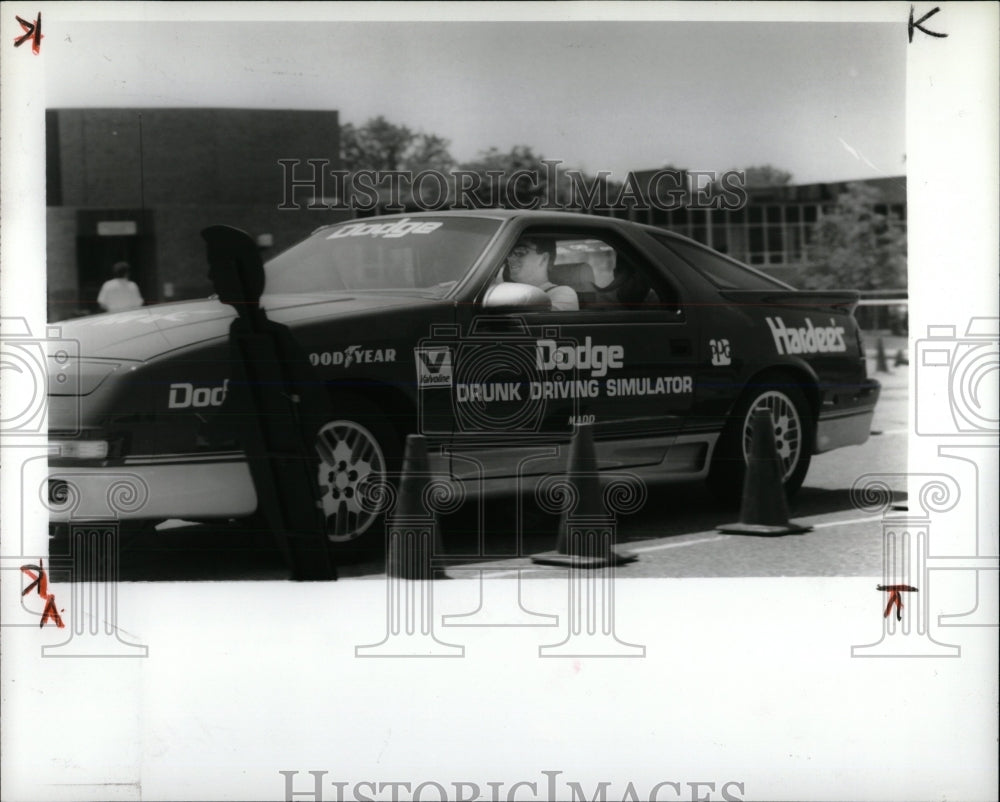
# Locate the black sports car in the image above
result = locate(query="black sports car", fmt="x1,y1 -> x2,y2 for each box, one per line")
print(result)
47,210 -> 879,552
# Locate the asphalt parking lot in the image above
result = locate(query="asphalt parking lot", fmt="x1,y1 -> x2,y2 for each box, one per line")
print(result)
97,338 -> 909,582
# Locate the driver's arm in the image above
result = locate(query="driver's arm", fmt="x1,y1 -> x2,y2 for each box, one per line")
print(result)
546,285 -> 579,312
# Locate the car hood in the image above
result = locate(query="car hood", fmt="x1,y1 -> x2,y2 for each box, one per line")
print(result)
55,294 -> 436,361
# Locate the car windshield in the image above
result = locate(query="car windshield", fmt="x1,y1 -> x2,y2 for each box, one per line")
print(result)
263,216 -> 501,298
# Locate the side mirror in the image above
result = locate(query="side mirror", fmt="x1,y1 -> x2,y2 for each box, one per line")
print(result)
481,282 -> 552,312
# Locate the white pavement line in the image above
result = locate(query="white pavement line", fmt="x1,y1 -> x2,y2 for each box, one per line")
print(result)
629,513 -> 887,553
478,568 -> 547,579
630,535 -> 728,554
453,514 -> 890,572
806,513 -> 886,529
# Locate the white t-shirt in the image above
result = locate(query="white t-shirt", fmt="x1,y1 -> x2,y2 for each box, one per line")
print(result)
97,278 -> 144,313
540,281 -> 579,311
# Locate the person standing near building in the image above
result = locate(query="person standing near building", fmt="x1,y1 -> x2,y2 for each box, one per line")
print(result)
97,261 -> 144,313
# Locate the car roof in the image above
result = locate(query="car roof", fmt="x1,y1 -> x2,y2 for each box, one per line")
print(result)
313,208 -> 696,237
306,208 -> 794,292
327,208 -> 613,222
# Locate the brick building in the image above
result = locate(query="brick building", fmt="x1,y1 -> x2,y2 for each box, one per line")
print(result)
46,108 -> 348,320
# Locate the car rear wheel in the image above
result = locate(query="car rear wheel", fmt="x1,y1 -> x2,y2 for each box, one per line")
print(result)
707,377 -> 814,504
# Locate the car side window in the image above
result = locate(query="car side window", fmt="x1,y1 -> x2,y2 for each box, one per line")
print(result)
499,231 -> 679,313
650,233 -> 789,290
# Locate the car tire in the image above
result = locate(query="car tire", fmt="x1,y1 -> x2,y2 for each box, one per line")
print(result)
707,375 -> 814,505
313,394 -> 404,560
238,394 -> 403,570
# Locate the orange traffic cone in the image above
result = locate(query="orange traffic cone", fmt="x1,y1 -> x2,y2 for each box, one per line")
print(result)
717,410 -> 813,536
385,434 -> 446,579
531,424 -> 638,567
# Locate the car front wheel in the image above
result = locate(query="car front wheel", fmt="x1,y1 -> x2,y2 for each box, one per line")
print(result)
314,396 -> 402,556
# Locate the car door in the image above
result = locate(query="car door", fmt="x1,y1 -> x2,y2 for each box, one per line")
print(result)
449,224 -> 700,480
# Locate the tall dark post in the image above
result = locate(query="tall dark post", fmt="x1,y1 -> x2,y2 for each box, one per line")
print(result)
202,225 -> 335,580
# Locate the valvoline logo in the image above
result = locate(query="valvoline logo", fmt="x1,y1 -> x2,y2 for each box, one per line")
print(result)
415,347 -> 453,387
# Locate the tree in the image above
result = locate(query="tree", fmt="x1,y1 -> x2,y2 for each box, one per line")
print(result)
456,146 -> 619,209
801,182 -> 906,291
340,116 -> 455,172
341,116 -> 412,172
339,116 -> 456,210
404,133 -> 456,173
738,164 -> 793,187
338,122 -> 619,211
457,145 -> 556,208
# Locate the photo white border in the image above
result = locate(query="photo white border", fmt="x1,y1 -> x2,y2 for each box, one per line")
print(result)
2,3 -> 997,801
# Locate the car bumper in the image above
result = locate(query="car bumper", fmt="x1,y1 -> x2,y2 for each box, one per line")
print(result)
814,378 -> 881,453
47,455 -> 257,522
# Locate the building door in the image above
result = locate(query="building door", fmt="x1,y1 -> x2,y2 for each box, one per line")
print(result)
76,234 -> 141,313
75,210 -> 156,313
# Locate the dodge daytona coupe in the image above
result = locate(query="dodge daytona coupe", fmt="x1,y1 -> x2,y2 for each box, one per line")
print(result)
46,210 -> 880,554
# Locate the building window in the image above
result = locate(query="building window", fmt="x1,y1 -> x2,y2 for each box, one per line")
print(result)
748,226 -> 765,263
653,183 -> 905,273
713,225 -> 728,254
767,225 -> 783,253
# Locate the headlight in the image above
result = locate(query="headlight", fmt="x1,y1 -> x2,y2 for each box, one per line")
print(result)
48,359 -> 122,396
48,440 -> 109,459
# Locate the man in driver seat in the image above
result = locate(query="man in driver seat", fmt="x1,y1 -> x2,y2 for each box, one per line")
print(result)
504,236 -> 579,311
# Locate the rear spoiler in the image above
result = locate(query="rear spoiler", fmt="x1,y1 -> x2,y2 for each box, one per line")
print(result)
718,290 -> 860,314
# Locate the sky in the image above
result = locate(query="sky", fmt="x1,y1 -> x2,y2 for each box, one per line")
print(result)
42,17 -> 906,185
